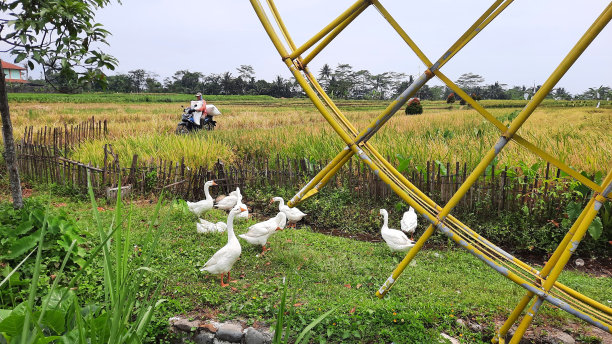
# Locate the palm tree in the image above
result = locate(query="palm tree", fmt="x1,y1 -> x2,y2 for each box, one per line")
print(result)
318,64 -> 332,90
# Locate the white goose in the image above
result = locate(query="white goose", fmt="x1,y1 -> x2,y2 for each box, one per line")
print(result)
238,212 -> 286,254
235,192 -> 249,220
215,187 -> 241,211
400,207 -> 418,240
187,180 -> 216,216
271,197 -> 306,228
380,209 -> 415,252
197,219 -> 227,234
200,205 -> 245,287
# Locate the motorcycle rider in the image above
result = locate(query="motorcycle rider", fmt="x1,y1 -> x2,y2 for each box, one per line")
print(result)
194,92 -> 212,124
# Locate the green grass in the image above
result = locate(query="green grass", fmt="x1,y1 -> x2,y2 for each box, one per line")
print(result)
46,195 -> 609,343
7,93 -> 278,103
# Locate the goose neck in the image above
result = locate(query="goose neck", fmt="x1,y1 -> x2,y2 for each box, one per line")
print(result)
204,183 -> 212,201
381,211 -> 388,228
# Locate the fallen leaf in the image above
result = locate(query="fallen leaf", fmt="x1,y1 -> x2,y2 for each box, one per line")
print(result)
286,239 -> 293,243
265,262 -> 271,266
344,284 -> 352,289
349,307 -> 356,314
356,284 -> 362,289
199,323 -> 217,333
293,303 -> 303,307
230,287 -> 237,292
97,207 -> 105,211
55,203 -> 67,207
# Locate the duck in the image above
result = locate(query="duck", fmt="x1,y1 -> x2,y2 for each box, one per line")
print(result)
197,218 -> 227,233
215,187 -> 241,211
186,180 -> 217,216
238,212 -> 286,254
380,209 -> 415,252
271,197 -> 306,228
200,205 -> 245,287
400,207 -> 418,240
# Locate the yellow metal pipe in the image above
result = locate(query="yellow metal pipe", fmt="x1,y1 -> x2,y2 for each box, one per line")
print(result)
304,67 -> 358,134
288,149 -> 352,207
439,0 -> 514,70
435,70 -> 602,193
250,0 -> 290,58
297,150 -> 354,204
511,170 -> 612,341
542,172 -> 612,292
266,0 -> 298,51
288,0 -> 369,60
302,3 -> 368,66
289,0 -> 515,209
509,298 -> 544,344
556,282 -> 612,316
504,2 -> 612,139
370,0 -> 432,67
494,292 -> 535,342
385,0 -> 612,297
381,11 -> 611,291
435,0 -> 508,71
495,197 -> 596,340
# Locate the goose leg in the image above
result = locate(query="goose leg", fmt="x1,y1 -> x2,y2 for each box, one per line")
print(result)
261,245 -> 268,255
228,271 -> 237,283
220,274 -> 229,287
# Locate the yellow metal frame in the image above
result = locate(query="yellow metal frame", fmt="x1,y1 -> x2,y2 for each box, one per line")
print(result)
249,1 -> 612,342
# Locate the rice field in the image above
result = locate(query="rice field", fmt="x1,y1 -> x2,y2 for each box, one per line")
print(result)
6,97 -> 612,173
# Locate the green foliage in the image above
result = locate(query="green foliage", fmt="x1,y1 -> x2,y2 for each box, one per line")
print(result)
0,178 -> 165,343
404,98 -> 423,115
0,0 -> 118,90
497,110 -> 520,125
0,199 -> 87,270
272,277 -> 337,344
7,93 -> 277,103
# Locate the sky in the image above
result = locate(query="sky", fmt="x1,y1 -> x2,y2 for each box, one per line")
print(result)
10,1 -> 612,94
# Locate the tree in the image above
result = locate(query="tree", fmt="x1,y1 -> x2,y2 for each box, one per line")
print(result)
127,69 -> 149,93
456,73 -> 484,95
236,65 -> 255,81
0,0 -> 118,208
170,70 -> 203,93
553,87 -> 573,100
318,63 -> 332,90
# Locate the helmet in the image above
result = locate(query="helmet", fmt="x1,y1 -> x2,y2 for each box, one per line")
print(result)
195,92 -> 202,97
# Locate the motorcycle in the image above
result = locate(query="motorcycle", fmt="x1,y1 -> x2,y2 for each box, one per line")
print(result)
175,101 -> 221,134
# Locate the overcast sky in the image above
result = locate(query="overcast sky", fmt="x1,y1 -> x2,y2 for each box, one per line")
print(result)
14,1 -> 612,94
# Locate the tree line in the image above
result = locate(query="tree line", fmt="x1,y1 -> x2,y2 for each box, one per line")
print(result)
18,63 -> 612,101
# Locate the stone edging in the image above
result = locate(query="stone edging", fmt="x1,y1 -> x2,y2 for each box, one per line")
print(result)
169,317 -> 272,344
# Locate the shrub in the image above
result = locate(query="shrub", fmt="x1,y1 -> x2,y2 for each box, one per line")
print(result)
459,98 -> 467,105
404,98 -> 423,115
446,93 -> 455,103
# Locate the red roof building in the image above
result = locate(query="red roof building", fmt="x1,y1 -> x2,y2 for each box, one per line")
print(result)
2,61 -> 27,83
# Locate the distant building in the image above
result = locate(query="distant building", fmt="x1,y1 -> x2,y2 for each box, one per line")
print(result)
2,61 -> 27,83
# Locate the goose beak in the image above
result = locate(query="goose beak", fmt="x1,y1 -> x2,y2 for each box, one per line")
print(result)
240,206 -> 247,212
275,226 -> 282,231
269,199 -> 274,204
212,181 -> 217,186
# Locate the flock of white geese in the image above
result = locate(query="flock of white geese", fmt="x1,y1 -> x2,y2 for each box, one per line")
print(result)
188,180 -> 418,287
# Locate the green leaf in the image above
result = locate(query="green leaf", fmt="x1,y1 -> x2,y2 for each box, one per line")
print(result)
35,309 -> 66,334
295,307 -> 337,344
0,303 -> 27,335
566,202 -> 582,222
4,229 -> 41,259
588,217 -> 603,240
14,53 -> 27,63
